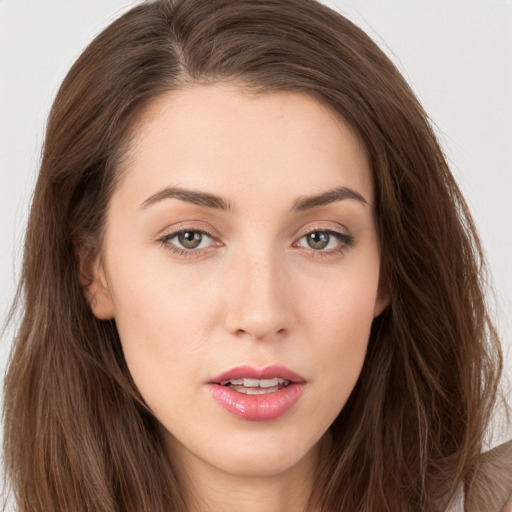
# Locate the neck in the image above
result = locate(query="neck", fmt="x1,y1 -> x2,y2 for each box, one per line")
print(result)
167,433 -> 331,512
188,466 -> 317,512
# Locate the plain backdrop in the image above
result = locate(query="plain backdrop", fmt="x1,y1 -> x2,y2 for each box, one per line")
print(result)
1,0 -> 511,447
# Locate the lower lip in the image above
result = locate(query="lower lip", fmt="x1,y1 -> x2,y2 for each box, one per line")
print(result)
207,383 -> 305,421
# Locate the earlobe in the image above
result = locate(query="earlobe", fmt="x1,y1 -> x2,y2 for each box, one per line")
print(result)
373,276 -> 390,318
373,293 -> 390,318
75,240 -> 115,320
87,260 -> 115,320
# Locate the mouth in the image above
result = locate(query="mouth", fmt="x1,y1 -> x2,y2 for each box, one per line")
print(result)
219,377 -> 291,395
207,365 -> 306,421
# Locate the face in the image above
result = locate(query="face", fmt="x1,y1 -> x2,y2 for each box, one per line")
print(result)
89,84 -> 388,481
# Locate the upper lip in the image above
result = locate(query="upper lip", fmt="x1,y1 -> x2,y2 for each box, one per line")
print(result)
209,365 -> 306,384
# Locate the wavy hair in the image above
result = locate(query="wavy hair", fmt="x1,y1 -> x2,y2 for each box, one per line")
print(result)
3,0 -> 505,510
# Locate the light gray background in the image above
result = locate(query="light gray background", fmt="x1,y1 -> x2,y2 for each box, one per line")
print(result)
1,0 -> 511,446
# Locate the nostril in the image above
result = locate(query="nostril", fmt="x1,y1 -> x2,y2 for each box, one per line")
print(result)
232,327 -> 287,340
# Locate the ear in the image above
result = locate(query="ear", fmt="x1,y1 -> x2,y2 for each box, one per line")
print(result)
373,273 -> 390,318
75,239 -> 115,320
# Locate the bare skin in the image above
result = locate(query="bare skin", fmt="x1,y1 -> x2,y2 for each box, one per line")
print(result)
88,84 -> 387,511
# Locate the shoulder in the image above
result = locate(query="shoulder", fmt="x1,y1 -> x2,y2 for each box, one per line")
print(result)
465,439 -> 512,512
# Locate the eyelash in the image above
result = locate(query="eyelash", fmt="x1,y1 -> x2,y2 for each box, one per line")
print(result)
157,228 -> 218,257
157,227 -> 354,259
294,229 -> 354,259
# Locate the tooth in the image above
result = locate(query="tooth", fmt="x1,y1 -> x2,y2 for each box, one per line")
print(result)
221,377 -> 291,388
246,387 -> 273,395
259,378 -> 279,388
243,378 -> 260,387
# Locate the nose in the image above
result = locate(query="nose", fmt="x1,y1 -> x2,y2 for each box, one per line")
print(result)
223,249 -> 294,342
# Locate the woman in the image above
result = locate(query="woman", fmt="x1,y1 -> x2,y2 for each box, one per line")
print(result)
3,0 -> 511,510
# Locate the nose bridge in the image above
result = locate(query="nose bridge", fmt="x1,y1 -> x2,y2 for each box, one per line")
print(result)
224,241 -> 292,340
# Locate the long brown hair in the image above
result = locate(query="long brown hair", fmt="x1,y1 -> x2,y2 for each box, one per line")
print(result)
3,0 -> 505,510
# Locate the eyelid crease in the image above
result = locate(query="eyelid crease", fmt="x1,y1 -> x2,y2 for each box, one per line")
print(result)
292,221 -> 353,243
155,222 -> 222,242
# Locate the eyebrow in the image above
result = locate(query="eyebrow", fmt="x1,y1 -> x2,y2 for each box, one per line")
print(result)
140,185 -> 368,211
140,186 -> 233,210
292,186 -> 368,210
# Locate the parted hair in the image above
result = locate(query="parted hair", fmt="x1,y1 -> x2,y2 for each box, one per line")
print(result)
3,1 -> 507,511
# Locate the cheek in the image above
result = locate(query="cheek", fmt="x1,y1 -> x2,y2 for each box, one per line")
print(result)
105,259 -> 218,406
302,255 -> 380,341
301,271 -> 378,406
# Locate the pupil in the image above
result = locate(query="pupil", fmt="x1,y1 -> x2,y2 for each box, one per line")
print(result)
178,231 -> 202,249
307,231 -> 329,250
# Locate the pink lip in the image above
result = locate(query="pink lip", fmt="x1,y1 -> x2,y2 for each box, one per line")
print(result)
207,365 -> 306,421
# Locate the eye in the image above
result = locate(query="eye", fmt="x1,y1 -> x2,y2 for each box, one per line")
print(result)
295,230 -> 353,252
159,229 -> 217,253
174,230 -> 210,249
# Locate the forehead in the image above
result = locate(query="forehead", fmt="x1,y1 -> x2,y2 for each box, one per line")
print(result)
116,83 -> 373,209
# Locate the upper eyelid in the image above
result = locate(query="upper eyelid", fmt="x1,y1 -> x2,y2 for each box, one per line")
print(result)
295,223 -> 351,240
159,225 -> 348,238
157,223 -> 352,247
157,229 -> 219,256
158,224 -> 220,241
294,229 -> 352,246
166,228 -> 212,238
160,229 -> 218,248
300,227 -> 346,236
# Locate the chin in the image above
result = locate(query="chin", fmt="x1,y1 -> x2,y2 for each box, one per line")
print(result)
216,448 -> 312,478
207,426 -> 325,478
